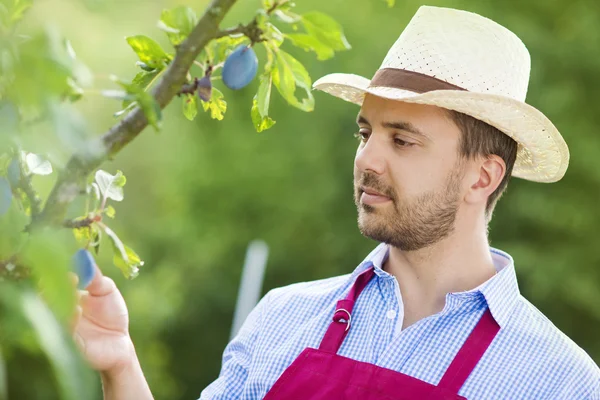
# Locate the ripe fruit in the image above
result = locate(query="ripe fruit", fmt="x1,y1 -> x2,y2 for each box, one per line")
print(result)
7,158 -> 20,188
72,248 -> 96,289
0,177 -> 12,216
222,45 -> 258,90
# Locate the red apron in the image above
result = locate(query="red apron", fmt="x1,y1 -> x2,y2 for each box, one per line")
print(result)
263,265 -> 500,400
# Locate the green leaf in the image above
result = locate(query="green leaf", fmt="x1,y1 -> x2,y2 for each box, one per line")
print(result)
182,94 -> 198,121
112,76 -> 162,130
263,23 -> 284,47
102,225 -> 144,279
122,70 -> 160,109
86,182 -> 100,211
136,90 -> 162,130
285,33 -> 334,60
132,70 -> 159,89
200,87 -> 227,120
199,36 -> 247,65
300,12 -> 351,52
20,289 -> 91,400
257,73 -> 273,118
385,0 -> 395,6
274,9 -> 301,24
251,98 -> 276,132
125,35 -> 169,70
20,230 -> 76,325
272,50 -> 314,112
95,169 -> 126,202
91,224 -> 101,255
158,6 -> 197,46
72,225 -> 91,246
251,74 -> 276,132
105,205 -> 116,218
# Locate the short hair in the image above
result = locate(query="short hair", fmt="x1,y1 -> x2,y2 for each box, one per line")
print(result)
446,110 -> 519,224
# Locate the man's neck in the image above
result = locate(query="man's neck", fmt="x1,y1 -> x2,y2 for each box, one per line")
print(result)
382,225 -> 496,330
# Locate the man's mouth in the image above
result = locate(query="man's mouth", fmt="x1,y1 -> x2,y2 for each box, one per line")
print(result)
360,186 -> 391,205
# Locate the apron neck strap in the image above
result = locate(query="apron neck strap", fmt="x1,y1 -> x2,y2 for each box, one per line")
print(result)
437,308 -> 500,394
318,265 -> 376,353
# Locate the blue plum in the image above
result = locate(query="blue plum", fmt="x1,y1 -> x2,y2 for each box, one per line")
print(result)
72,248 -> 96,289
0,177 -> 12,216
222,45 -> 258,90
7,158 -> 20,188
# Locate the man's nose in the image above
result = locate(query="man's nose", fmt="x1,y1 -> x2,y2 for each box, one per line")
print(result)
355,136 -> 386,175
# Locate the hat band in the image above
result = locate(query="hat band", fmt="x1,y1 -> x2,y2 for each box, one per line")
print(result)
369,68 -> 467,93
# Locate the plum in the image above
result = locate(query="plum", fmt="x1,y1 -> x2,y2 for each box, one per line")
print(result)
222,45 -> 258,90
0,177 -> 12,216
72,248 -> 96,289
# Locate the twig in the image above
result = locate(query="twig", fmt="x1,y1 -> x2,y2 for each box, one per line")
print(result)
63,216 -> 97,229
27,0 -> 239,232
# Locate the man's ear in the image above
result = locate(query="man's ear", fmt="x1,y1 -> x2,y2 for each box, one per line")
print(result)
465,155 -> 505,205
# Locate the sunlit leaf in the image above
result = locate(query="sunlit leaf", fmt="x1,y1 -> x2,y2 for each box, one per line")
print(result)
200,87 -> 226,120
125,35 -> 170,70
251,98 -> 276,132
72,225 -> 91,246
256,73 -> 272,118
24,152 -> 52,176
95,169 -> 125,202
272,50 -> 314,112
251,73 -> 276,132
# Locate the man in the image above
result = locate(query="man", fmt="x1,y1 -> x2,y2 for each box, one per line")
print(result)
72,5 -> 600,399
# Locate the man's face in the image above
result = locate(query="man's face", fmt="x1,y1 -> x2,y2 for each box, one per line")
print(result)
353,94 -> 467,251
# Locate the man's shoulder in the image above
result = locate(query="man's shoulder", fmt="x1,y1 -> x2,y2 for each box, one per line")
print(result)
508,295 -> 600,381
265,272 -> 354,306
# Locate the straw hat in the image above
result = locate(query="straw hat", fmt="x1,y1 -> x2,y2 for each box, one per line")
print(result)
313,5 -> 569,183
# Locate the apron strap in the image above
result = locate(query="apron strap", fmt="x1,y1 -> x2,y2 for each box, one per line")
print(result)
318,265 -> 376,353
437,308 -> 500,394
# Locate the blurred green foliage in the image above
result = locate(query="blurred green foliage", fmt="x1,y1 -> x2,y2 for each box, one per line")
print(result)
1,0 -> 599,399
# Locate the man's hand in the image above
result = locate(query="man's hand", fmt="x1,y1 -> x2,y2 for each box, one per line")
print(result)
71,263 -> 133,374
71,263 -> 153,400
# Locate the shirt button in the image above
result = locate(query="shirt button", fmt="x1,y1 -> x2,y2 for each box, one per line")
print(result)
386,309 -> 397,319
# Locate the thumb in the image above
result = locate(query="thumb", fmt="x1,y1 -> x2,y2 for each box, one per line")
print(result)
84,263 -> 115,297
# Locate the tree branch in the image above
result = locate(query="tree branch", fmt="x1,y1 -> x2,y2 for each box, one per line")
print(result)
28,0 -> 239,231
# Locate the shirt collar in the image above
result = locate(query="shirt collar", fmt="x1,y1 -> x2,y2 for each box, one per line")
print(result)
350,243 -> 520,329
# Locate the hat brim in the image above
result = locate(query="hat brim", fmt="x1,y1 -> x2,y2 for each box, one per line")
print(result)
313,73 -> 569,183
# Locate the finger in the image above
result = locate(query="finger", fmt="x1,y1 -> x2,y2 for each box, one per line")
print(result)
69,272 -> 79,289
70,304 -> 82,334
85,264 -> 116,297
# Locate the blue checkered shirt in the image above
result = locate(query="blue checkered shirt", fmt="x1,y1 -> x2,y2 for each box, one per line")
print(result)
199,244 -> 600,399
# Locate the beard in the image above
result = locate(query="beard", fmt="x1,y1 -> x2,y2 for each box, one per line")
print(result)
354,164 -> 464,252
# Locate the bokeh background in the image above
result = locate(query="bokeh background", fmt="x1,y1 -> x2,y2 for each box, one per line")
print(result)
7,0 -> 600,398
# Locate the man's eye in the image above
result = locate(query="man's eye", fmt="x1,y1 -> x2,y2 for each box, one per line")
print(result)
394,137 -> 413,147
354,130 -> 369,142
